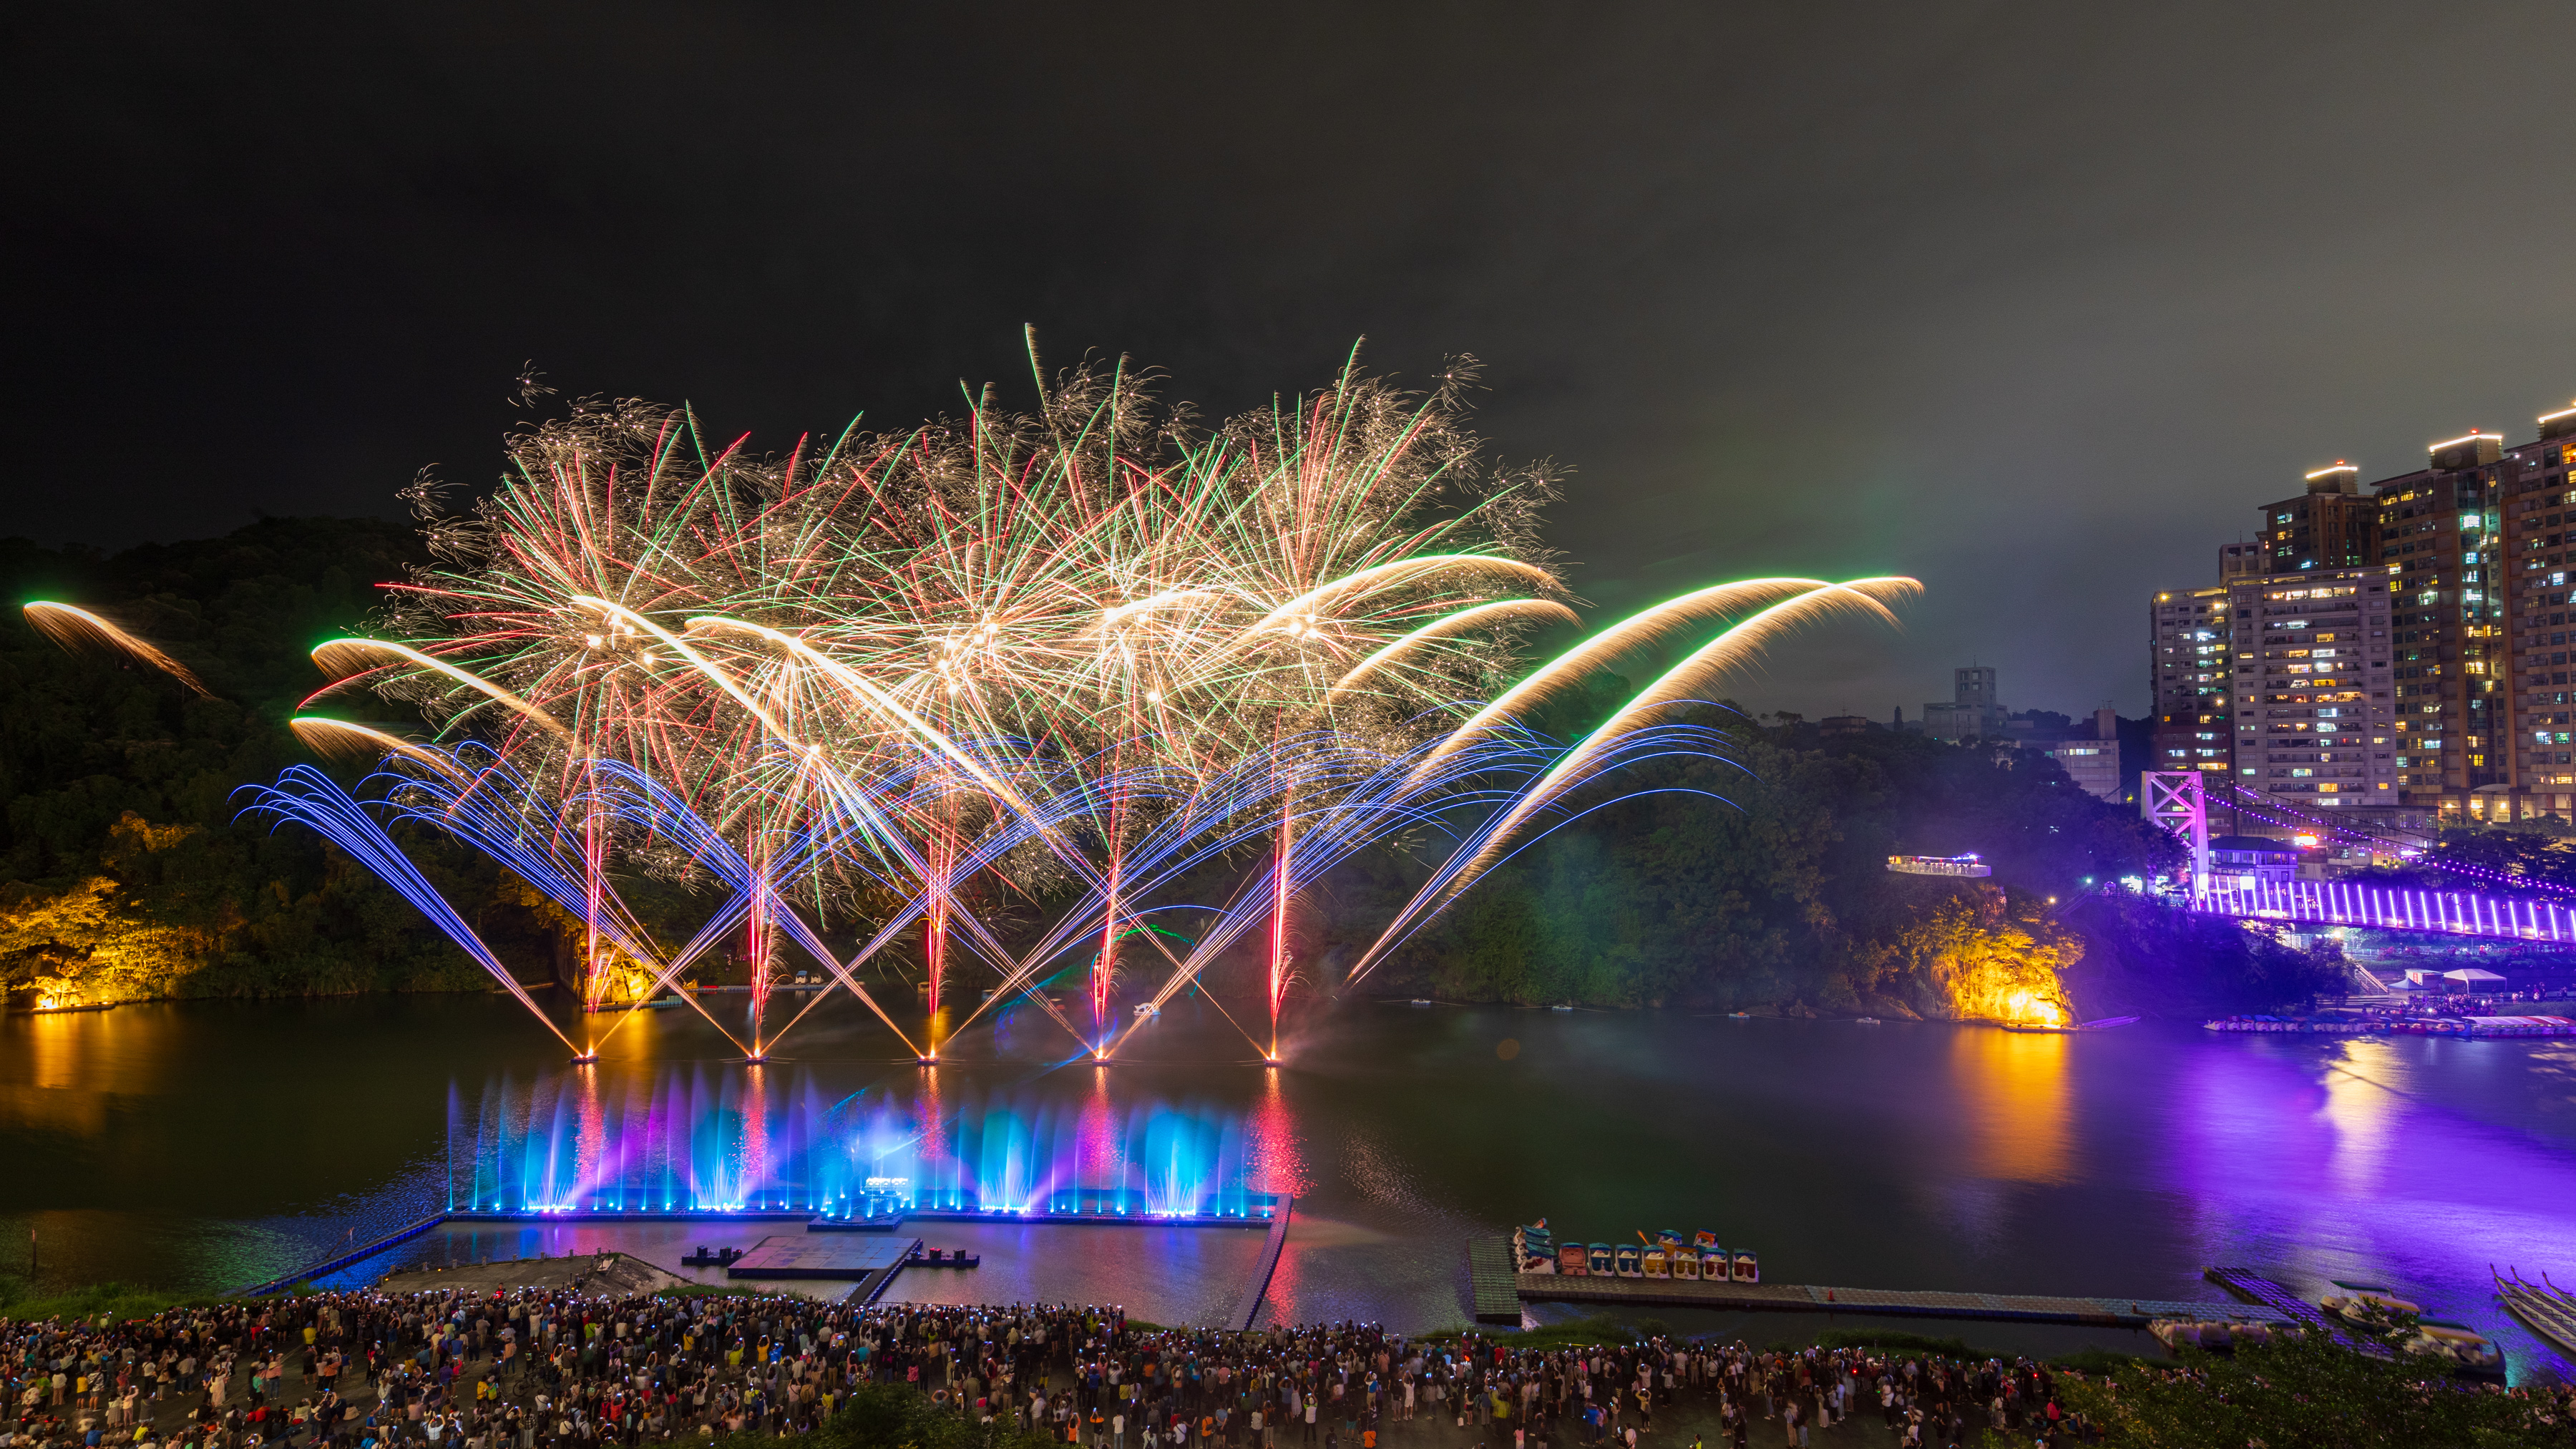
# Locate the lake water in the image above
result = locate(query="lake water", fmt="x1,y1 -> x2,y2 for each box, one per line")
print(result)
5,992 -> 2573,1383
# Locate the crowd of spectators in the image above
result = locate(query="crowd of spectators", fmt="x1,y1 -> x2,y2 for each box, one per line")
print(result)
12,1282 -> 2569,1449
3,1282 -> 2119,1449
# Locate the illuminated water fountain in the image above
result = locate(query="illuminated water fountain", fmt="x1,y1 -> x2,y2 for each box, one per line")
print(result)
445,1068 -> 1277,1224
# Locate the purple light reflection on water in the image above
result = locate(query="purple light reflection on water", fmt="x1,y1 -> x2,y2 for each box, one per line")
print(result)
2167,1033 -> 2576,1381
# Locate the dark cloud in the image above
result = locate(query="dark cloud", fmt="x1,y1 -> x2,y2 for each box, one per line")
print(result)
7,1 -> 2572,715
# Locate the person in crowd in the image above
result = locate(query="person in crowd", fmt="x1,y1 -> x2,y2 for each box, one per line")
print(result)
11,1287 -> 2573,1449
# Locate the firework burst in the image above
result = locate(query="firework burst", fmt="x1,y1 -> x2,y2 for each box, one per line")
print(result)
36,343 -> 1917,1062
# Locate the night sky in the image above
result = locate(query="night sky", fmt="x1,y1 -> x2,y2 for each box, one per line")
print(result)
10,2 -> 2575,716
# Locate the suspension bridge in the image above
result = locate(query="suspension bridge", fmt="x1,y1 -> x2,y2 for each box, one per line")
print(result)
2144,771 -> 2576,944
2199,878 -> 2576,942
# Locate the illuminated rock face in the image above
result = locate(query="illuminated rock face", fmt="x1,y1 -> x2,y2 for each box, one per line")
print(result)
1900,899 -> 2076,1026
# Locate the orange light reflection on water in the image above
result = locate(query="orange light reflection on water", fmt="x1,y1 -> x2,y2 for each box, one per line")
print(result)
1951,1028 -> 2073,1184
3,1013 -> 113,1135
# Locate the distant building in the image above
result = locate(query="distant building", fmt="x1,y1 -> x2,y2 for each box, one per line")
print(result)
2042,707 -> 2124,801
2229,568 -> 2399,824
2209,834 -> 2297,887
2150,585 -> 2234,779
2044,739 -> 2119,801
1923,665 -> 2007,743
2258,464 -> 2374,572
2368,437 -> 2498,816
2162,401 -> 2576,823
1818,715 -> 1873,736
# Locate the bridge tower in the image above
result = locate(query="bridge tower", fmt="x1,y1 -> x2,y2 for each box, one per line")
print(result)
2142,771 -> 2212,899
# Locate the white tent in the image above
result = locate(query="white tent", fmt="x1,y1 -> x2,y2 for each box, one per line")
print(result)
2442,968 -> 2507,987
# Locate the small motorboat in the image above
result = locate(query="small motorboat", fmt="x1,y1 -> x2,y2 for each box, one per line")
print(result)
2406,1320 -> 2504,1376
1549,1004 -> 1575,1012
1727,1011 -> 1752,1020
2147,1319 -> 2244,1352
1854,1017 -> 1883,1025
1409,999 -> 1433,1007
908,1246 -> 982,1268
2321,1282 -> 2421,1326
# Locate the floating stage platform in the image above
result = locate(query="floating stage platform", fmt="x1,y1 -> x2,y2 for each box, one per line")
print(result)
447,1210 -> 818,1224
726,1234 -> 919,1302
446,1192 -> 1282,1232
229,1196 -> 1299,1324
894,1207 -> 1277,1227
809,1189 -> 1283,1230
1479,1240 -> 2295,1330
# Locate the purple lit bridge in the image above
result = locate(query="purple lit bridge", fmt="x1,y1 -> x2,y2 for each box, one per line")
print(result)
2197,879 -> 2576,942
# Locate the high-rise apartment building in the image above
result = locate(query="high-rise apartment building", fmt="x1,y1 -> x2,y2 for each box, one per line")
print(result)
2494,403 -> 2576,817
2228,570 -> 2397,815
2365,439 -> 2500,810
2150,586 -> 2233,778
2158,397 -> 2576,829
2258,464 -> 2375,572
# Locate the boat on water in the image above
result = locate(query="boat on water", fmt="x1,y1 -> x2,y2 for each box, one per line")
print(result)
1409,999 -> 1433,1007
1132,1003 -> 1159,1018
1549,1004 -> 1576,1012
2080,1015 -> 2140,1030
2321,1282 -> 2422,1325
1511,1220 -> 1556,1273
2495,1267 -> 2576,1358
2407,1320 -> 2505,1376
2318,1279 -> 2509,1378
2148,1318 -> 2278,1352
1529,1221 -> 1750,1281
1854,1017 -> 1883,1026
1727,1011 -> 1752,1020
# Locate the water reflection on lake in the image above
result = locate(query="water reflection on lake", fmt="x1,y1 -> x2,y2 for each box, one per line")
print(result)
1951,1028 -> 2072,1185
3,995 -> 2572,1383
